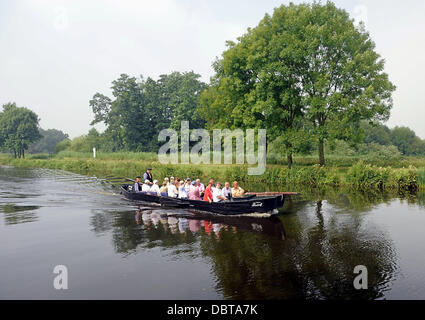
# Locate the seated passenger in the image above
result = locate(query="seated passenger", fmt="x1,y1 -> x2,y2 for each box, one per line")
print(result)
178,181 -> 188,199
231,181 -> 245,198
212,183 -> 227,202
133,176 -> 142,192
184,178 -> 191,192
150,180 -> 161,196
196,179 -> 205,193
142,179 -> 151,192
196,179 -> 205,196
222,181 -> 232,200
168,181 -> 179,198
203,182 -> 213,203
188,181 -> 201,200
159,182 -> 168,196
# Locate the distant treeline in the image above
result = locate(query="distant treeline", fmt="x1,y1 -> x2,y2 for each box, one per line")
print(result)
28,128 -> 69,154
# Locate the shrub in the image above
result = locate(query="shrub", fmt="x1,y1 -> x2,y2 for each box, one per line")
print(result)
346,161 -> 417,190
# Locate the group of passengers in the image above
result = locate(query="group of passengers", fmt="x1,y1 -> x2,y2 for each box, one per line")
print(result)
133,168 -> 245,203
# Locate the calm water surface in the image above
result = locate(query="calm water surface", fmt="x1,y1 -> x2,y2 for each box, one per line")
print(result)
1,166 -> 425,299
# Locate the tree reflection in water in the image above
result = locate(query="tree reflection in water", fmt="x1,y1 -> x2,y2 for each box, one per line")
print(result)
90,192 -> 398,299
0,204 -> 40,225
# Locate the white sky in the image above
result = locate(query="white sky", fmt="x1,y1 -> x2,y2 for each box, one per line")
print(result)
0,0 -> 424,138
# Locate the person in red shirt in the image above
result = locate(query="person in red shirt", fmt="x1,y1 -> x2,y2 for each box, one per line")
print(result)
203,181 -> 213,203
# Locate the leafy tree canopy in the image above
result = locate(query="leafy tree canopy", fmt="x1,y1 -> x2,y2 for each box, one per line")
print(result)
200,1 -> 395,166
90,71 -> 207,152
0,102 -> 41,158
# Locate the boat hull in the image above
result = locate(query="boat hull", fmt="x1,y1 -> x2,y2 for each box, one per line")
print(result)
121,184 -> 284,215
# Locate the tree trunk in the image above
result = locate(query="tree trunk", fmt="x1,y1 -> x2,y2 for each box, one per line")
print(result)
13,149 -> 16,158
22,149 -> 25,159
318,139 -> 325,166
287,153 -> 293,169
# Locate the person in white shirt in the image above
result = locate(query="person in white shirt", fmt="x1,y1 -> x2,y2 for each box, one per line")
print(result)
150,180 -> 161,196
196,179 -> 205,192
184,178 -> 191,192
142,179 -> 151,192
178,181 -> 188,199
222,181 -> 232,200
168,181 -> 179,198
212,183 -> 227,202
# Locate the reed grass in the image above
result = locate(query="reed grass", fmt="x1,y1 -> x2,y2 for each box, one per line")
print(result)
1,153 -> 423,191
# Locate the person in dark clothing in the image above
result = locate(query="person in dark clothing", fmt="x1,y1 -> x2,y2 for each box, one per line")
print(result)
134,176 -> 142,192
143,168 -> 153,185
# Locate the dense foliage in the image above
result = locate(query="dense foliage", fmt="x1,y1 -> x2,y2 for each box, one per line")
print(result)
89,71 -> 207,152
200,2 -> 395,167
27,128 -> 69,154
360,121 -> 425,156
0,103 -> 41,158
0,155 -> 420,191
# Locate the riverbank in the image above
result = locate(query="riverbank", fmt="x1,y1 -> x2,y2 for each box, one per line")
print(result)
1,153 -> 424,191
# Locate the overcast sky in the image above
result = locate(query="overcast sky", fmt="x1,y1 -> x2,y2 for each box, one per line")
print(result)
1,0 -> 424,138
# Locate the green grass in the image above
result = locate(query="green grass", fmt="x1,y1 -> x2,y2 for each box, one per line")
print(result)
25,150 -> 425,169
1,152 -> 424,191
267,153 -> 425,168
55,150 -> 158,161
417,168 -> 425,188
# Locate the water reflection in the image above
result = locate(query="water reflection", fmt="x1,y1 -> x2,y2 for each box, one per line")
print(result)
89,202 -> 397,299
0,204 -> 40,225
2,166 -> 419,299
90,207 -> 286,257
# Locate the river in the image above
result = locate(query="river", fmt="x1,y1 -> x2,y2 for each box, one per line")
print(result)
1,165 -> 425,299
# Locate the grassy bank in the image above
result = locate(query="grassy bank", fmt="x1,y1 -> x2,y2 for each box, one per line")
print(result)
1,152 -> 423,192
26,150 -> 425,168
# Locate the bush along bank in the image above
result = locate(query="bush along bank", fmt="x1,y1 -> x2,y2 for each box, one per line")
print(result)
0,157 -> 421,191
226,162 -> 418,191
345,161 -> 417,191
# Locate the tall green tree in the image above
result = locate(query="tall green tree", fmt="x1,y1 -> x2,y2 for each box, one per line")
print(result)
0,102 -> 42,158
90,71 -> 206,152
276,2 -> 395,166
199,23 -> 307,168
200,1 -> 395,166
158,71 -> 207,130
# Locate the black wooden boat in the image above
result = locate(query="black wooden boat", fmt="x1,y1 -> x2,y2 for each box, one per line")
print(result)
120,184 -> 285,215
